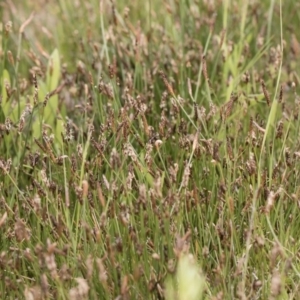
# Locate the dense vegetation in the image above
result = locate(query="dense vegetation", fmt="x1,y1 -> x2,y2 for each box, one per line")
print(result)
1,0 -> 300,299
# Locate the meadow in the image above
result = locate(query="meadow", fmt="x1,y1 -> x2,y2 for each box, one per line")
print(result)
1,0 -> 300,299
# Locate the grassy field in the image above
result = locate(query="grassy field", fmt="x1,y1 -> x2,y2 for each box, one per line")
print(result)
1,0 -> 300,299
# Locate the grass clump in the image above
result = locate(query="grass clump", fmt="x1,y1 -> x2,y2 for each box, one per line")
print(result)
1,0 -> 300,299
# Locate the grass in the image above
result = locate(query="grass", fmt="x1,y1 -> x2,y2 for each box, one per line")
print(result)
1,0 -> 300,299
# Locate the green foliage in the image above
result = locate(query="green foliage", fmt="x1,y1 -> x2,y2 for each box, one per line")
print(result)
165,254 -> 205,300
31,48 -> 63,145
1,0 -> 300,299
1,69 -> 10,116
